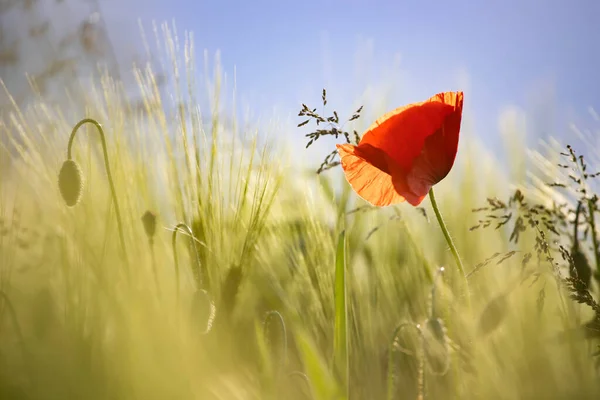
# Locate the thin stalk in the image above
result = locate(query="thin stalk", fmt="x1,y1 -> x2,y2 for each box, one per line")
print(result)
587,199 -> 600,275
172,223 -> 215,334
570,148 -> 600,277
67,118 -> 128,267
429,188 -> 469,398
172,223 -> 203,301
428,188 -> 470,307
263,310 -> 288,382
416,330 -> 425,400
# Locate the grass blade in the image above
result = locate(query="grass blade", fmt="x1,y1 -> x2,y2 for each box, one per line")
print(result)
333,230 -> 348,397
296,331 -> 341,400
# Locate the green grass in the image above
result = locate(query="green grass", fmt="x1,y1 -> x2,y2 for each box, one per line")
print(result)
1,25 -> 599,400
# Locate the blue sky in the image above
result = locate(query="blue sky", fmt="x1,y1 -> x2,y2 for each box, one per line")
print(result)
4,0 -> 597,157
99,0 -> 600,154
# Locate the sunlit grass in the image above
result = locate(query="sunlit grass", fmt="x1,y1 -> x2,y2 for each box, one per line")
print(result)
1,22 -> 599,400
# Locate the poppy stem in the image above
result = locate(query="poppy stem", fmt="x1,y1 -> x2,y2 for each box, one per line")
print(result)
67,118 -> 129,270
428,188 -> 471,304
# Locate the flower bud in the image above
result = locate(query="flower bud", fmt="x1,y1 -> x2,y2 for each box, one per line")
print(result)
141,210 -> 157,240
58,159 -> 83,207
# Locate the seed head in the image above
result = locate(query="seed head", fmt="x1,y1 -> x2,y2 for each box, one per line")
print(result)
221,264 -> 243,317
58,159 -> 83,207
423,317 -> 450,375
425,317 -> 447,344
570,246 -> 592,289
141,210 -> 157,240
478,293 -> 509,336
193,289 -> 216,334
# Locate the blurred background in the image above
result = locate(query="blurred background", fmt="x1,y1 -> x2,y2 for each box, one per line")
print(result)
2,3 -> 600,399
2,0 -> 599,164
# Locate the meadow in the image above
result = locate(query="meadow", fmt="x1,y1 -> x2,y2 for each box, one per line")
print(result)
1,26 -> 599,400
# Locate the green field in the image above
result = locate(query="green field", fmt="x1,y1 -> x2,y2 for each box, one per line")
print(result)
1,29 -> 599,400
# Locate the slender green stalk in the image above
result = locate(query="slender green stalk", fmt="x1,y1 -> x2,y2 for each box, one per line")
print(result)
416,330 -> 425,400
172,223 -> 215,334
67,118 -> 128,266
333,230 -> 348,395
428,188 -> 470,305
263,310 -> 288,382
428,189 -> 470,400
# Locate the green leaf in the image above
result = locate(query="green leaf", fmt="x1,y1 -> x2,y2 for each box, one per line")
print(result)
333,230 -> 348,396
296,331 -> 342,400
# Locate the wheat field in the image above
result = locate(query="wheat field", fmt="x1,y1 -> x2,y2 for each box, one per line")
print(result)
1,24 -> 599,400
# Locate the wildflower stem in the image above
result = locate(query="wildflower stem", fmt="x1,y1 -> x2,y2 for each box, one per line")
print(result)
428,188 -> 470,304
67,118 -> 128,268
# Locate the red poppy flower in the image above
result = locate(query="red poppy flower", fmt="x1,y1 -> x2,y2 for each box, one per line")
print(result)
336,91 -> 464,207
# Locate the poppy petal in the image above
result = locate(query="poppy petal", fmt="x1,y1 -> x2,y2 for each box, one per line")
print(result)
337,92 -> 463,208
389,159 -> 430,206
359,92 -> 462,173
337,143 -> 405,207
405,92 -> 463,195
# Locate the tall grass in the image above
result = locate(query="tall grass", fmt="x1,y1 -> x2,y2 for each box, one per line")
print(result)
1,23 -> 599,400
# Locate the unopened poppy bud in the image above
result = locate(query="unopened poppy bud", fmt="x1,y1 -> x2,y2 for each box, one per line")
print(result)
141,210 -> 157,240
58,159 -> 83,207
